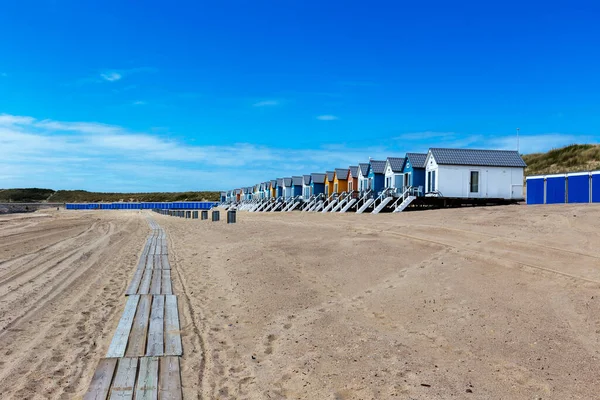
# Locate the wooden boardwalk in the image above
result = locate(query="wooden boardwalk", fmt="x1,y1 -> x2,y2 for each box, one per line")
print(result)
85,218 -> 183,399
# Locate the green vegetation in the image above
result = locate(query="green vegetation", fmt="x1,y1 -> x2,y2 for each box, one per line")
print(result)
523,144 -> 600,176
47,190 -> 221,203
0,189 -> 220,203
0,188 -> 55,202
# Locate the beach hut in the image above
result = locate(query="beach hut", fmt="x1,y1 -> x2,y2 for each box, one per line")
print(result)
302,175 -> 312,199
333,168 -> 349,194
270,180 -> 277,198
235,189 -> 242,202
220,192 -> 226,202
348,166 -> 359,193
276,178 -> 284,198
401,153 -> 428,194
282,178 -> 294,199
325,171 -> 335,197
357,163 -> 370,192
292,176 -> 303,197
384,157 -> 405,189
311,173 -> 326,196
424,148 -> 526,199
368,160 -> 387,194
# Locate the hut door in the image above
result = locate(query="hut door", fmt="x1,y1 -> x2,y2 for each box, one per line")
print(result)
469,170 -> 480,197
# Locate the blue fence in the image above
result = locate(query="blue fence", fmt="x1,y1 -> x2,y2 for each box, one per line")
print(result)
66,201 -> 219,210
526,171 -> 600,205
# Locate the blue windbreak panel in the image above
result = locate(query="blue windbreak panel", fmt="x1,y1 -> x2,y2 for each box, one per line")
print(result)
593,175 -> 600,203
546,176 -> 566,204
567,175 -> 590,203
526,178 -> 545,205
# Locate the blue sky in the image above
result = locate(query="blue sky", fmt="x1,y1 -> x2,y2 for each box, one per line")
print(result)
1,0 -> 599,191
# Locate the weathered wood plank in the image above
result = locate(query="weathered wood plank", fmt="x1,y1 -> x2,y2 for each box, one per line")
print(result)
161,255 -> 170,270
164,295 -> 182,356
161,245 -> 168,255
136,253 -> 148,271
109,357 -> 138,400
135,356 -> 159,400
159,357 -> 183,400
154,255 -> 161,269
146,295 -> 165,356
126,295 -> 151,357
150,268 -> 162,295
151,238 -> 158,255
125,269 -> 144,296
162,270 -> 172,295
145,252 -> 154,269
138,268 -> 153,295
84,358 -> 117,400
106,295 -> 139,357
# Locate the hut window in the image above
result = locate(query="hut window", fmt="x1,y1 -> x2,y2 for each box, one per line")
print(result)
349,181 -> 353,191
470,171 -> 479,193
334,183 -> 338,193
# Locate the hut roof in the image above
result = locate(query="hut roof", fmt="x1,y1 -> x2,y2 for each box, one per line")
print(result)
386,157 -> 405,172
405,153 -> 428,169
429,148 -> 527,167
334,168 -> 349,180
311,173 -> 326,183
358,163 -> 370,176
369,160 -> 387,174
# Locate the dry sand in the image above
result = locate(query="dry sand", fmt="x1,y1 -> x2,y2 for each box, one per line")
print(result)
1,205 -> 600,399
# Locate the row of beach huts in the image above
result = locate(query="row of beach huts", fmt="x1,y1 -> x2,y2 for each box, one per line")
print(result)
219,147 -> 528,214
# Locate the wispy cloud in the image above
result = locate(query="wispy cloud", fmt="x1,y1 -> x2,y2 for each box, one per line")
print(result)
316,115 -> 339,121
0,72 -> 7,77
253,100 -> 279,107
0,113 -> 386,191
394,131 -> 593,154
132,100 -> 147,106
100,72 -> 122,82
0,114 -> 592,191
80,67 -> 158,85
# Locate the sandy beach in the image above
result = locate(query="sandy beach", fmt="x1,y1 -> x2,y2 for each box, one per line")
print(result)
1,205 -> 600,399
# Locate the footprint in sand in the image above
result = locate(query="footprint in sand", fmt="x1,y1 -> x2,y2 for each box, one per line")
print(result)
264,334 -> 276,355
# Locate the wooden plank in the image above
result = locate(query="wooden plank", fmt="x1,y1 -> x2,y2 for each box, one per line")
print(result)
159,357 -> 183,400
106,295 -> 140,357
125,269 -> 144,296
146,295 -> 165,356
162,270 -> 172,295
154,255 -> 161,269
84,358 -> 117,400
161,255 -> 170,270
150,268 -> 162,295
109,358 -> 138,400
126,295 -> 151,357
164,295 -> 182,356
145,252 -> 154,269
136,254 -> 148,271
135,356 -> 159,400
138,268 -> 153,295
161,245 -> 168,255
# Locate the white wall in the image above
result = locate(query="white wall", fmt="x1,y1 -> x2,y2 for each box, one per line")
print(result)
425,155 -> 524,199
384,164 -> 403,188
358,170 -> 369,191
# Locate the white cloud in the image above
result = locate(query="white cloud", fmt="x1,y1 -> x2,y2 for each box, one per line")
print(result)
100,72 -> 122,82
0,72 -> 7,77
253,100 -> 279,107
132,100 -> 147,106
316,115 -> 339,121
0,113 -> 387,191
0,114 -> 593,191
